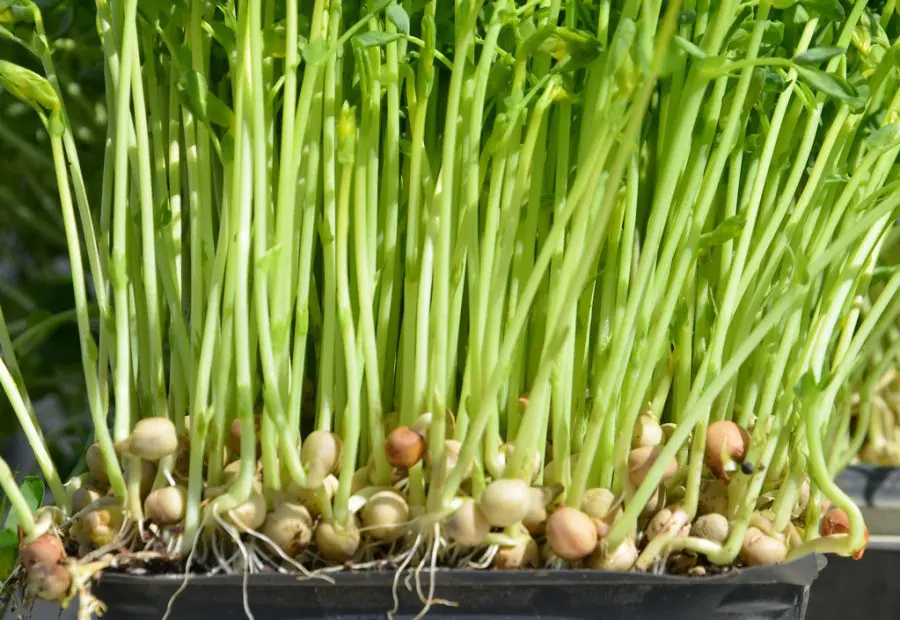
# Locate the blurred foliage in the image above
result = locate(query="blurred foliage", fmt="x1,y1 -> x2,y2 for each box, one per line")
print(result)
1,0 -> 105,475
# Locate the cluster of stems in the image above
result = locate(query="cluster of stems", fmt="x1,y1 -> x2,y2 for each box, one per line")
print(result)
0,0 -> 898,587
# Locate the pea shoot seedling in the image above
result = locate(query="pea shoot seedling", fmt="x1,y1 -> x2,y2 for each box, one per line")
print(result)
0,0 -> 898,616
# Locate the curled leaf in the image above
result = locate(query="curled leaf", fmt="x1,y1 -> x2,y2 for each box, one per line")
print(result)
386,3 -> 409,35
524,26 -> 601,71
0,60 -> 59,111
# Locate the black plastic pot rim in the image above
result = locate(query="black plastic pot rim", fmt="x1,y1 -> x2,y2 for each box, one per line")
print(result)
90,554 -> 824,619
97,553 -> 824,588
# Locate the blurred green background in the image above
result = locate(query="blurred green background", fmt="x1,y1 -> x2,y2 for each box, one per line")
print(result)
1,0 -> 106,480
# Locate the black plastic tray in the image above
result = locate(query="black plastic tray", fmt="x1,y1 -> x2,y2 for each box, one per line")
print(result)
835,464 -> 900,536
94,554 -> 822,620
806,464 -> 900,619
809,542 -> 900,620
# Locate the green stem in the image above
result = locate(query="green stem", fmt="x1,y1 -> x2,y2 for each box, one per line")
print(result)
0,458 -> 37,536
0,358 -> 68,513
109,0 -> 140,441
333,105 -> 362,527
605,287 -> 804,548
130,29 -> 168,423
315,0 -> 343,433
47,130 -> 125,501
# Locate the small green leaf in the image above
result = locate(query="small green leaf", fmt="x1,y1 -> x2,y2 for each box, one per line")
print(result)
871,265 -> 900,284
386,3 -> 410,35
792,47 -> 845,65
851,23 -> 872,57
673,35 -> 707,59
606,18 -> 635,74
762,21 -> 785,49
337,103 -> 356,165
0,60 -> 59,111
727,21 -> 783,53
3,476 -> 43,531
0,0 -> 34,24
518,16 -> 537,43
761,69 -> 786,92
263,21 -> 287,58
155,203 -> 173,228
800,0 -> 845,21
823,172 -> 851,185
302,39 -> 328,65
699,216 -> 745,252
794,66 -> 854,100
354,31 -> 402,48
0,530 -> 18,582
369,0 -> 394,14
84,334 -> 99,368
217,3 -> 238,32
867,123 -> 900,150
177,70 -> 233,128
205,96 -> 234,127
47,110 -> 65,137
524,26 -> 601,70
204,20 -> 236,52
678,9 -> 697,24
793,371 -> 824,400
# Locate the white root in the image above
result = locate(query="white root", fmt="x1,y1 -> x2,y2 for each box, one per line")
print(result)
163,468 -> 178,488
247,543 -> 268,573
413,536 -> 430,605
161,520 -> 205,620
241,524 -> 331,582
467,545 -> 498,569
410,525 -> 457,620
214,513 -> 256,620
388,534 -> 423,620
210,529 -> 230,574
